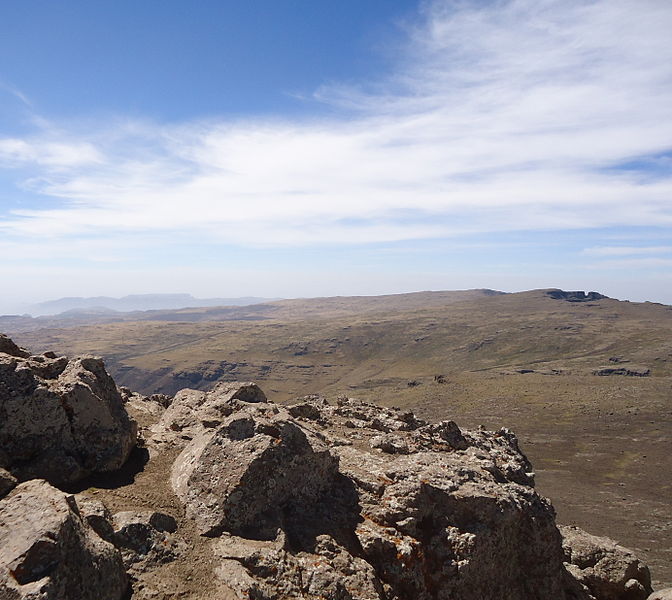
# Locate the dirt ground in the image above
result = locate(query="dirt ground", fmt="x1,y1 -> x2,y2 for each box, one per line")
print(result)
71,421 -> 237,599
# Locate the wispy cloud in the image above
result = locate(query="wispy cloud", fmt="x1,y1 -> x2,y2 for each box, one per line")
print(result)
0,80 -> 33,108
1,0 -> 671,251
586,257 -> 672,269
583,246 -> 672,257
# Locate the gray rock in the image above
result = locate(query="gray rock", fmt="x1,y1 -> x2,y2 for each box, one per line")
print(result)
125,392 -> 166,421
0,347 -> 137,485
462,426 -> 536,486
151,381 -> 266,444
173,393 -> 619,599
593,367 -> 650,377
422,419 -> 468,446
0,479 -> 127,600
336,444 -> 568,600
77,497 -> 115,542
111,511 -> 183,572
648,590 -> 672,600
0,334 -> 30,358
171,408 -> 339,537
547,290 -> 607,302
0,467 -> 17,499
332,397 -> 425,432
214,533 -> 384,600
370,433 -> 410,454
560,525 -> 652,600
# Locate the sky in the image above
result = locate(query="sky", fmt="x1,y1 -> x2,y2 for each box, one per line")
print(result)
1,0 -> 671,313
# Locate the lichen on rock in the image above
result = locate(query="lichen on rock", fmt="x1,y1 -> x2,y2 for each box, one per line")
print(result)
0,480 -> 128,600
0,342 -> 137,486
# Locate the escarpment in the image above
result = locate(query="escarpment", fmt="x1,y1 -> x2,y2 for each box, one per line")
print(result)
0,335 -> 660,599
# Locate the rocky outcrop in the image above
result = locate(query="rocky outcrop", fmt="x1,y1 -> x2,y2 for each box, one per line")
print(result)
561,525 -> 653,600
0,334 -> 30,358
171,407 -> 339,537
150,381 -> 266,445
593,367 -> 650,377
0,335 -> 660,600
0,479 -> 128,600
648,590 -> 672,600
213,533 -> 384,600
547,290 -> 608,302
0,340 -> 137,485
168,395 -> 588,599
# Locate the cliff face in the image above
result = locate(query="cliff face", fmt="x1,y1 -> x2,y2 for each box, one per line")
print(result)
546,290 -> 608,302
0,335 -> 658,600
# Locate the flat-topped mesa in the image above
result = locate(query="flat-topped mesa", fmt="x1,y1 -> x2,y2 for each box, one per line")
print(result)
0,334 -> 137,486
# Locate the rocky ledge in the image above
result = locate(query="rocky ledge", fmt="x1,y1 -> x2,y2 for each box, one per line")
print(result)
546,290 -> 608,302
0,335 -> 666,600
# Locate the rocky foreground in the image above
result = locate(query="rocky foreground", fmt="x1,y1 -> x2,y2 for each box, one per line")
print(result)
0,334 -> 667,600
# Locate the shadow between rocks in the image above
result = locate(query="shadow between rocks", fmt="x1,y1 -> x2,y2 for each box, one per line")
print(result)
62,446 -> 150,493
280,474 -> 366,559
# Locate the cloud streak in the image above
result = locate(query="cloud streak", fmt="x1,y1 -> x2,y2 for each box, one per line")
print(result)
1,0 -> 671,252
584,246 -> 672,257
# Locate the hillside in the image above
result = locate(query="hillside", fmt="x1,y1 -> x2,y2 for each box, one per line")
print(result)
6,288 -> 672,586
9,288 -> 671,397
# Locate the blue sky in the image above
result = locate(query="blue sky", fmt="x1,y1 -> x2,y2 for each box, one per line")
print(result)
1,0 -> 671,312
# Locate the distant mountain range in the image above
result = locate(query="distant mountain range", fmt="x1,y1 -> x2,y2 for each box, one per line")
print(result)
24,294 -> 280,317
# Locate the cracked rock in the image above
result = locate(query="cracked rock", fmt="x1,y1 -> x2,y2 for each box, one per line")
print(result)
0,479 -> 127,600
0,343 -> 137,486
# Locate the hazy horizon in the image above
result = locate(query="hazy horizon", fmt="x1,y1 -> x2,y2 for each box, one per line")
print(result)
2,1 -> 671,310
2,283 -> 670,317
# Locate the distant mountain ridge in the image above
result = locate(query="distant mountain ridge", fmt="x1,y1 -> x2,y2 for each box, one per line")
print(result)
26,294 -> 279,317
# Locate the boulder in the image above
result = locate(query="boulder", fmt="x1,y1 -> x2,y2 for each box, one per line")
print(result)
151,381 -> 266,444
0,479 -> 127,600
111,510 -> 182,573
0,342 -> 137,485
335,444 -> 567,599
77,497 -> 116,543
648,590 -> 672,600
560,525 -> 652,600
171,406 -> 339,537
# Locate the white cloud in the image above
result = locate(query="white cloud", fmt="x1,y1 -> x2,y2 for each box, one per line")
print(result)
0,137 -> 102,169
586,257 -> 672,269
0,0 -> 671,251
0,81 -> 32,108
583,246 -> 672,257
